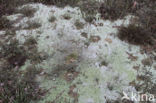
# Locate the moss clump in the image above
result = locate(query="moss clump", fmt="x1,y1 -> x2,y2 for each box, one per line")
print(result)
74,20 -> 84,30
0,0 -> 27,17
62,14 -> 71,20
100,60 -> 108,66
49,16 -> 56,23
118,24 -> 154,46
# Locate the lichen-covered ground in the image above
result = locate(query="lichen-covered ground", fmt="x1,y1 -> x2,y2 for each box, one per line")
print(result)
0,0 -> 156,103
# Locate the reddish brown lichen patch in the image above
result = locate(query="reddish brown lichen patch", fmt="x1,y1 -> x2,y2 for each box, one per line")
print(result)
64,71 -> 79,82
68,84 -> 79,102
90,36 -> 101,42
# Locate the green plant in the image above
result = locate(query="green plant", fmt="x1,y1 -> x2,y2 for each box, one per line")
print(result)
0,65 -> 44,103
32,0 -> 80,7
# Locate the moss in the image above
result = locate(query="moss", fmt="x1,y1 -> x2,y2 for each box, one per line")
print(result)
18,6 -> 37,17
49,16 -> 56,23
62,14 -> 71,20
100,60 -> 108,66
74,20 -> 84,30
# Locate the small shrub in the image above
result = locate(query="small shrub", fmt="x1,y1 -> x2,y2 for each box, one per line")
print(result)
118,24 -> 154,46
74,20 -> 84,30
24,37 -> 43,64
99,0 -> 134,21
0,0 -> 27,17
18,6 -> 37,17
32,0 -> 80,7
79,0 -> 99,23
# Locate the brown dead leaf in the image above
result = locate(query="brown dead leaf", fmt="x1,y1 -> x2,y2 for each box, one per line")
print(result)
105,38 -> 112,43
64,71 -> 79,82
133,65 -> 140,70
126,52 -> 138,61
68,84 -> 79,102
